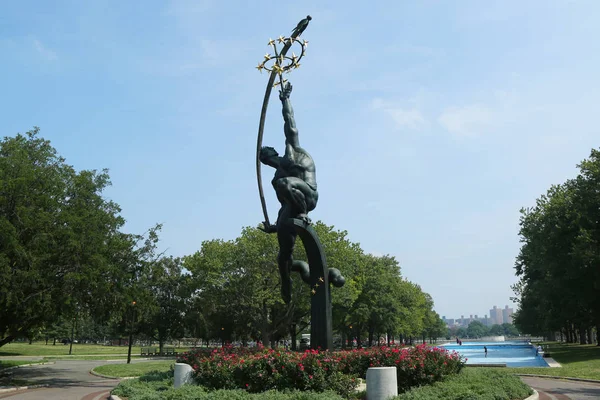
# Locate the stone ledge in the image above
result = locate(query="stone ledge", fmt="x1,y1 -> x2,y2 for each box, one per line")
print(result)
517,374 -> 600,384
524,389 -> 539,400
0,384 -> 49,394
0,361 -> 55,372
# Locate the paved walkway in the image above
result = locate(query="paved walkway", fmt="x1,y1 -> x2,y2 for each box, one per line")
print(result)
521,377 -> 600,400
0,360 -> 123,400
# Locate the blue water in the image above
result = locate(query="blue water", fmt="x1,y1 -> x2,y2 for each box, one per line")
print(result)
441,341 -> 549,367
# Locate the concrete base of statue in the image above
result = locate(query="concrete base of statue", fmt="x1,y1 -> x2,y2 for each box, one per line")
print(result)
366,366 -> 398,400
174,363 -> 193,388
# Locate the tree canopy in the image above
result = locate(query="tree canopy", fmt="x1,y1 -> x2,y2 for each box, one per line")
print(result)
0,128 -> 446,348
513,148 -> 600,344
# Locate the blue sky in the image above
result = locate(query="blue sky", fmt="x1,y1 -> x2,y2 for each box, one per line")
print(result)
2,0 -> 599,319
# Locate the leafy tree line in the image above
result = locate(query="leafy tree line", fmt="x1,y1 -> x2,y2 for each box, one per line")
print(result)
448,322 -> 520,339
183,224 -> 446,349
0,129 -> 446,350
512,149 -> 600,345
0,128 -> 163,348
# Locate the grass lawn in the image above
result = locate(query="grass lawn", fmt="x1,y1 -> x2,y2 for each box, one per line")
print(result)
0,342 -> 189,357
506,342 -> 600,380
0,360 -> 43,370
93,361 -> 174,378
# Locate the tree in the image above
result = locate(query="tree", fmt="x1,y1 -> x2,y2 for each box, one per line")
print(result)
514,148 -> 600,344
137,257 -> 188,353
489,324 -> 505,336
0,128 -> 159,347
466,321 -> 489,338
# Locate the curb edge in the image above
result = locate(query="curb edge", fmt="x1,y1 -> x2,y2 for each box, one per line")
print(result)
0,384 -> 50,394
517,374 -> 600,384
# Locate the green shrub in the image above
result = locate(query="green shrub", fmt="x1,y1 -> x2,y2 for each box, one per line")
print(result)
112,371 -> 348,399
393,368 -> 533,400
335,344 -> 464,392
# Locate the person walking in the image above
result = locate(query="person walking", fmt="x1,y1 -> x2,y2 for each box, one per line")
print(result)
484,346 -> 488,358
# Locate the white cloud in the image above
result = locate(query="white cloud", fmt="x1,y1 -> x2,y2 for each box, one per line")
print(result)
438,104 -> 493,137
371,98 -> 426,130
33,38 -> 57,61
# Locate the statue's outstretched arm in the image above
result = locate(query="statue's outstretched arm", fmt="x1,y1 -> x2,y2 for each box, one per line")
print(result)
280,83 -> 299,147
259,147 -> 282,169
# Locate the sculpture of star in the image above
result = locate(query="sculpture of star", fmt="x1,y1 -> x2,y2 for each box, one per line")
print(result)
268,38 -> 275,46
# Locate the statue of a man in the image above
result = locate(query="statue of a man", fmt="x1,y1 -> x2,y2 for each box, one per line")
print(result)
259,82 -> 318,303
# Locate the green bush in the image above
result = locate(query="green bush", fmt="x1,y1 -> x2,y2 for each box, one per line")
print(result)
393,368 -> 533,400
112,370 -> 348,399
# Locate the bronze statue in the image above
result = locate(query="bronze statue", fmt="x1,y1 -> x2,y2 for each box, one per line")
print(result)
254,17 -> 344,349
259,82 -> 318,303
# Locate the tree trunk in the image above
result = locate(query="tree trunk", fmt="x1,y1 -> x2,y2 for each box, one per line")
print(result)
290,324 -> 297,351
357,331 -> 362,349
368,328 -> 374,347
0,336 -> 15,348
261,303 -> 270,348
45,337 -> 49,345
53,337 -> 56,346
586,327 -> 593,345
341,331 -> 346,350
159,339 -> 164,355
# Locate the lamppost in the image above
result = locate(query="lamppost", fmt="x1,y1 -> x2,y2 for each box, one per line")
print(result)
127,301 -> 136,364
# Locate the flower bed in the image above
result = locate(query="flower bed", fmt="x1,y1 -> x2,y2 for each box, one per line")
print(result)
178,344 -> 464,396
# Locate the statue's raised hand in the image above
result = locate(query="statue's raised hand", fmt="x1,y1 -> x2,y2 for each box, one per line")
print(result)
279,82 -> 293,100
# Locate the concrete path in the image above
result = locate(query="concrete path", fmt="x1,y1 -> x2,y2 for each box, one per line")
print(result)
521,376 -> 600,400
0,360 -> 123,400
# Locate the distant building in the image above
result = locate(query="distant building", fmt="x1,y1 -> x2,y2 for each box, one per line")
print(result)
489,306 -> 502,325
502,305 -> 514,324
445,306 -> 514,328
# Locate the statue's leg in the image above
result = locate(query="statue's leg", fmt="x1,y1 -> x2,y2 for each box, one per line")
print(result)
277,206 -> 297,304
274,177 -> 318,219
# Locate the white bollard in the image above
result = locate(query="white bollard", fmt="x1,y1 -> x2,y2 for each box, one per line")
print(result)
174,362 -> 193,388
366,367 -> 398,400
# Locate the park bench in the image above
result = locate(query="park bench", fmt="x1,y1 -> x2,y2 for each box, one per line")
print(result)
162,347 -> 177,356
141,347 -> 159,356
